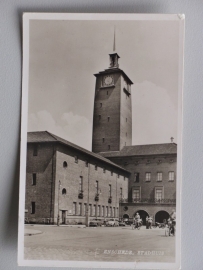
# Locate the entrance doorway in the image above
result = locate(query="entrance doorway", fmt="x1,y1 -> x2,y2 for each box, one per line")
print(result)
62,210 -> 66,224
155,210 -> 169,223
134,210 -> 149,225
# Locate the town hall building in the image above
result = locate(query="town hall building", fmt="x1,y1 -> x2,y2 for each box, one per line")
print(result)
25,45 -> 176,226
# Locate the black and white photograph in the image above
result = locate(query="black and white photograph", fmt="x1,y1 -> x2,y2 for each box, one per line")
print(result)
18,13 -> 184,269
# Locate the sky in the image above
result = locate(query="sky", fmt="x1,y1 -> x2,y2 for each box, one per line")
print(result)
28,18 -> 181,151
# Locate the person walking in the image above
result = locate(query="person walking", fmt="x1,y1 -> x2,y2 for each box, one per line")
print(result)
148,216 -> 153,229
146,216 -> 149,229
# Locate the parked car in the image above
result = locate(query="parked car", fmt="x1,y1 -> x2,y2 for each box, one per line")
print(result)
89,219 -> 104,227
124,220 -> 133,226
119,220 -> 126,226
106,218 -> 119,226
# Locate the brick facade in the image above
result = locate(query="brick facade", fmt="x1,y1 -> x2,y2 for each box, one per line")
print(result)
25,137 -> 129,224
92,66 -> 133,153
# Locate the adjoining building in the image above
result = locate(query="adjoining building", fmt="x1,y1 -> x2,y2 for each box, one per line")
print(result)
25,131 -> 130,224
25,40 -> 177,225
99,143 -> 177,224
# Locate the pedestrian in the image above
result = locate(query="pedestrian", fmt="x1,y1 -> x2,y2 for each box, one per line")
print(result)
148,216 -> 153,229
146,216 -> 149,229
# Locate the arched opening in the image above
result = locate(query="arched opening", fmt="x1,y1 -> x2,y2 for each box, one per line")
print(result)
62,188 -> 67,195
155,210 -> 169,223
123,214 -> 129,220
134,210 -> 149,225
63,161 -> 68,168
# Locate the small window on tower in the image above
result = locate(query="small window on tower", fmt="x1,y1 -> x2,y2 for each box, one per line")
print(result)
108,116 -> 110,122
33,145 -> 38,156
108,145 -> 110,150
32,173 -> 36,185
102,138 -> 105,143
99,115 -> 101,120
100,103 -> 102,107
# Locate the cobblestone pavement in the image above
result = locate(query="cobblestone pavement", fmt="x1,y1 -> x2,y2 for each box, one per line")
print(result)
24,225 -> 175,262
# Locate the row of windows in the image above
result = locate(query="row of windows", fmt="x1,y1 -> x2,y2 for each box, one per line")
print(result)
72,202 -> 118,217
132,187 -> 165,201
133,171 -> 175,182
64,178 -> 123,199
30,201 -> 119,217
98,114 -> 128,123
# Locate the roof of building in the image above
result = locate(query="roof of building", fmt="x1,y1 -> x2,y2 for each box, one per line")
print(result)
27,131 -> 130,174
99,143 -> 177,158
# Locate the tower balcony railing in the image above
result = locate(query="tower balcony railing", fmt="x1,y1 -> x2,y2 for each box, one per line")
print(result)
119,198 -> 176,204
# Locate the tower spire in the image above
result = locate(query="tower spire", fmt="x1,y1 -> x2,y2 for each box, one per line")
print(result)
109,26 -> 120,68
113,26 -> 116,52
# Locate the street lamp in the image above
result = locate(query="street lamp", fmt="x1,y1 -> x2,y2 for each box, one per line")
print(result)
57,180 -> 61,226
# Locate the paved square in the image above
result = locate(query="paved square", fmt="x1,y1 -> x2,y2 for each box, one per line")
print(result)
24,225 -> 175,262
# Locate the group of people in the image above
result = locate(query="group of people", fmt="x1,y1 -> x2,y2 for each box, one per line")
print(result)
133,210 -> 176,231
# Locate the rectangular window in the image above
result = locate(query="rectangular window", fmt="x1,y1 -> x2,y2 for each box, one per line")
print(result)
106,206 -> 108,217
99,115 -> 101,120
145,172 -> 151,182
93,205 -> 96,216
110,207 -> 112,217
33,145 -> 38,156
32,173 -> 36,185
109,184 -> 112,197
132,188 -> 140,202
84,203 -> 87,216
102,138 -> 105,143
134,173 -> 139,183
169,171 -> 175,181
100,103 -> 102,107
108,116 -> 110,122
73,202 -> 76,215
31,202 -> 35,214
79,203 -> 82,216
113,207 -> 115,217
89,204 -> 92,216
96,180 -> 99,193
155,188 -> 163,201
102,206 -> 104,217
108,145 -> 110,150
98,205 -> 100,217
120,187 -> 123,199
75,156 -> 78,163
157,172 -> 163,182
79,176 -> 83,192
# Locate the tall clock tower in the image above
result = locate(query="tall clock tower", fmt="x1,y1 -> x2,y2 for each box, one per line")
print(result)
92,47 -> 133,153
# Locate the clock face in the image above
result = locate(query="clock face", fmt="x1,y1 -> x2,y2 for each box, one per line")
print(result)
104,75 -> 113,86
